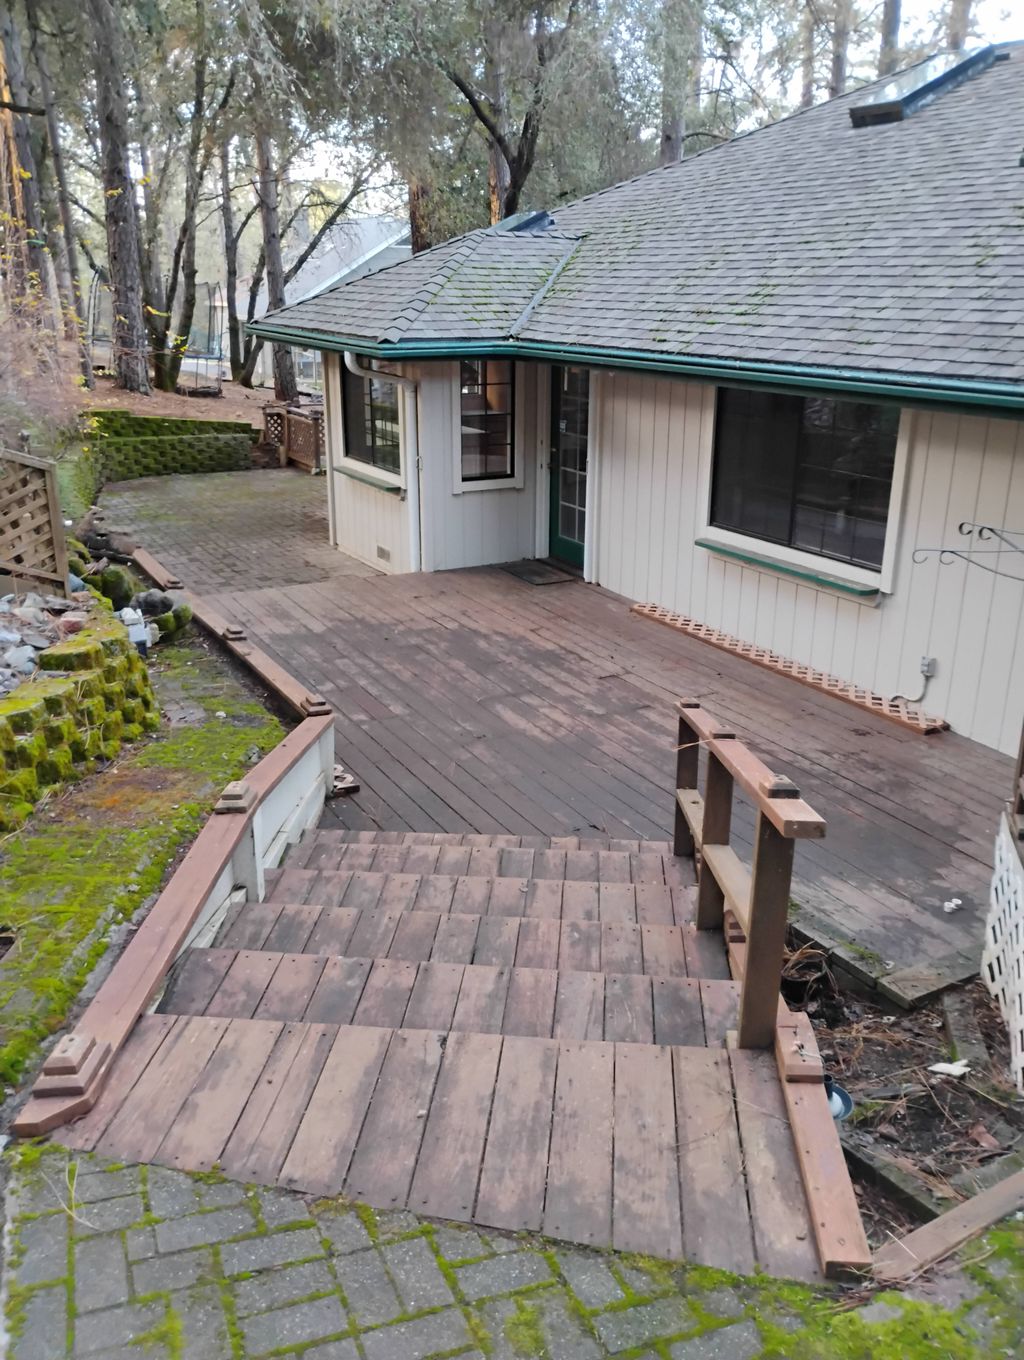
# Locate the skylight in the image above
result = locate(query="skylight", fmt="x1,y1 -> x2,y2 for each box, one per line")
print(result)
849,45 -> 999,127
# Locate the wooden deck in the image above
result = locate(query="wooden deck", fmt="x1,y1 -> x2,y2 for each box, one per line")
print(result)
58,831 -> 826,1281
201,566 -> 1007,1004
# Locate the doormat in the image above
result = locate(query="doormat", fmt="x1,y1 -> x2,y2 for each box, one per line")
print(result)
501,560 -> 579,586
631,601 -> 949,735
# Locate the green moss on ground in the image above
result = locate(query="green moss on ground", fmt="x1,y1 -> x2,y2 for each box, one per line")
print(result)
0,636 -> 284,1086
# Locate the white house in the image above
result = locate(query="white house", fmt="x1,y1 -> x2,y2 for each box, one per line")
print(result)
251,44 -> 1024,755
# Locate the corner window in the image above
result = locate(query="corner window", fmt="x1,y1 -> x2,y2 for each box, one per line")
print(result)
342,363 -> 401,475
710,388 -> 899,571
460,359 -> 514,481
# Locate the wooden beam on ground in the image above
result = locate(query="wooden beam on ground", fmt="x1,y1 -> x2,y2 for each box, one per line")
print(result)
873,1169 -> 1024,1283
133,548 -> 332,720
772,1017 -> 871,1279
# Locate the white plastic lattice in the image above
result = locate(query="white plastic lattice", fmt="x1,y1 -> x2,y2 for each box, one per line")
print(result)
982,812 -> 1024,1092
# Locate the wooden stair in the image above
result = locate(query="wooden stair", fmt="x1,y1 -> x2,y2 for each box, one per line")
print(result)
56,830 -> 829,1281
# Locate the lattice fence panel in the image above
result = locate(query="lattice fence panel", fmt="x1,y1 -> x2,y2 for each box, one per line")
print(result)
983,812 -> 1024,1092
0,447 -> 68,593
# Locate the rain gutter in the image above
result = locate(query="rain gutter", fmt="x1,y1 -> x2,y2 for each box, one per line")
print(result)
247,323 -> 1024,414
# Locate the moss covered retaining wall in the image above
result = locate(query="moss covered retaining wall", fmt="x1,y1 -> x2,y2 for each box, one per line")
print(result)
0,617 -> 160,832
56,410 -> 257,522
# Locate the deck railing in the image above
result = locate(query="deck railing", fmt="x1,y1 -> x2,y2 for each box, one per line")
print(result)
263,402 -> 325,472
673,698 -> 826,1047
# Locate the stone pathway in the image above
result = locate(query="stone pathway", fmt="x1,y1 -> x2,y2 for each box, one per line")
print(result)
3,1148 -> 1019,1360
101,470 -> 373,595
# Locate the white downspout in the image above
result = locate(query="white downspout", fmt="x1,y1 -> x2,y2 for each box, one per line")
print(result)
343,351 -> 422,573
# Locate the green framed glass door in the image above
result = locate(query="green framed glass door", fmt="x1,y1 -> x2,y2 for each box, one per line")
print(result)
548,365 -> 589,569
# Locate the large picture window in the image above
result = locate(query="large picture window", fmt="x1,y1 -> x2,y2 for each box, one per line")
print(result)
709,388 -> 899,571
460,359 -> 514,481
342,364 -> 401,476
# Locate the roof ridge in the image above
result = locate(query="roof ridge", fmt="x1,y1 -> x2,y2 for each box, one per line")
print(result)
378,232 -> 488,343
508,236 -> 584,339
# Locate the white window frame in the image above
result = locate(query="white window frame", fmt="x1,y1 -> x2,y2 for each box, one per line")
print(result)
696,388 -> 912,597
452,357 -> 526,494
336,361 -> 406,492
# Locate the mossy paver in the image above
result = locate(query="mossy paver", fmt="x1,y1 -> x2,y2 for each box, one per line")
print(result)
99,467 -> 372,595
0,635 -> 283,1086
4,1146 -> 1022,1360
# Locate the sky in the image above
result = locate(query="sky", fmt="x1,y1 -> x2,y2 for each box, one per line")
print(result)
904,2 -> 1018,43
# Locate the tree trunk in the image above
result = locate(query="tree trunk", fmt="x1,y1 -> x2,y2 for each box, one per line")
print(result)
408,176 -> 433,254
829,0 -> 852,99
138,125 -> 170,388
947,0 -> 972,51
659,1 -> 702,167
878,0 -> 902,75
220,141 -> 244,382
484,21 -> 511,223
0,7 -> 53,321
24,0 -> 92,380
799,3 -> 816,108
86,0 -> 150,393
254,128 -> 297,402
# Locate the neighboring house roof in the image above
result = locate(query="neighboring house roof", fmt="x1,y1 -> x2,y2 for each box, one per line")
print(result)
247,216 -> 411,316
251,45 -> 1024,405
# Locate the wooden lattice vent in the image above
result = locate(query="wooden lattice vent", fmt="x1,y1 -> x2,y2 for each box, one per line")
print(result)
632,603 -> 948,736
0,446 -> 69,595
262,403 -> 286,449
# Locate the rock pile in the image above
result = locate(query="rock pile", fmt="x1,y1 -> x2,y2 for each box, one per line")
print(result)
0,593 -> 91,698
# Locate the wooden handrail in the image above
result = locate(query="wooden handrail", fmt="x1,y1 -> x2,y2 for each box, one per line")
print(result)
673,698 -> 826,1049
12,715 -> 334,1136
673,699 -> 870,1280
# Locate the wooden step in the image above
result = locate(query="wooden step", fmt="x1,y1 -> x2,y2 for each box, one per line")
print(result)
262,868 -> 698,920
158,948 -> 740,1045
289,830 -> 674,864
212,901 -> 727,978
59,1013 -> 822,1282
279,839 -> 691,884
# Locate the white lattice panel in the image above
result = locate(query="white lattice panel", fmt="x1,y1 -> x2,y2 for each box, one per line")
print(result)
982,812 -> 1024,1092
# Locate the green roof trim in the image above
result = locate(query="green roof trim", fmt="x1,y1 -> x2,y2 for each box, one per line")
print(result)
247,321 -> 1024,414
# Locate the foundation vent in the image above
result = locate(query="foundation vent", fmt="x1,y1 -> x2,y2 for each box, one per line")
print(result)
376,545 -> 391,563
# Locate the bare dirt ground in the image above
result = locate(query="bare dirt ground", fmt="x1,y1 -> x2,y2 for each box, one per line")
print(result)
784,944 -> 1024,1246
80,374 -> 273,431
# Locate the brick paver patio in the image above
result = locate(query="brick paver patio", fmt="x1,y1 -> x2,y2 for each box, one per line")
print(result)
5,1148 -> 1015,1360
101,470 -> 374,595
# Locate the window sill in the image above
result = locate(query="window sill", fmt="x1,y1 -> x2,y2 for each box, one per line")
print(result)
334,463 -> 404,497
454,476 -> 524,495
695,533 -> 884,599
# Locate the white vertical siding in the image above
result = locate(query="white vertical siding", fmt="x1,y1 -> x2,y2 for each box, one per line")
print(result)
324,353 -> 411,574
594,370 -> 1024,754
415,360 -> 539,571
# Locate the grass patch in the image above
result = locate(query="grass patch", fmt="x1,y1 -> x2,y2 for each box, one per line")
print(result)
0,635 -> 284,1085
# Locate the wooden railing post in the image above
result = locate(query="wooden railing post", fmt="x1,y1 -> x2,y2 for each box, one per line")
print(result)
695,733 -> 735,930
673,699 -> 701,856
737,812 -> 795,1048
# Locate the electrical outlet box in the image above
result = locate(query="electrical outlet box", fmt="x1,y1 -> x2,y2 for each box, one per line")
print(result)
920,655 -> 936,677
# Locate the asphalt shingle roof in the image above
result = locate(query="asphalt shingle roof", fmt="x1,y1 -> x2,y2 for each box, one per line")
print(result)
256,45 -> 1024,387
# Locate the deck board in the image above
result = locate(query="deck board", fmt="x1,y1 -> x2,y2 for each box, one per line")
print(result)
62,1017 -> 831,1280
195,565 -> 1005,990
